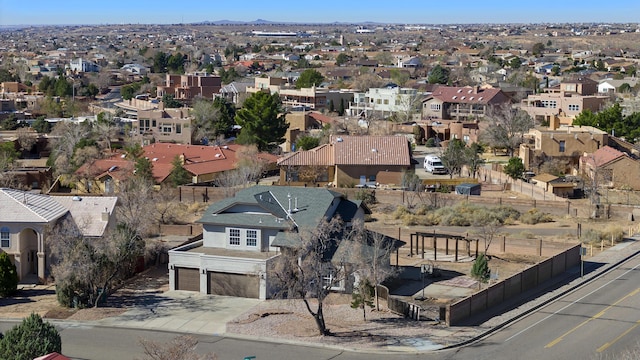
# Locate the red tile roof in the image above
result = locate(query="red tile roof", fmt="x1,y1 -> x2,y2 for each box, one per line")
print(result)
427,86 -> 505,105
278,135 -> 410,167
333,135 -> 410,165
34,353 -> 71,360
75,154 -> 135,181
308,111 -> 334,124
143,143 -> 278,182
583,146 -> 626,167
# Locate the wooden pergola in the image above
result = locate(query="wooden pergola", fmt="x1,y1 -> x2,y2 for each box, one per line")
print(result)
409,231 -> 479,262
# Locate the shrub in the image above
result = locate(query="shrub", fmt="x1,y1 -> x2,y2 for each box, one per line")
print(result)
601,225 -> 625,244
520,208 -> 554,224
354,189 -> 377,206
392,206 -> 411,220
0,252 -> 18,297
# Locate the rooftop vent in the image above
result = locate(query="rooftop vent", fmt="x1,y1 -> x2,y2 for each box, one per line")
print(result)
72,196 -> 82,201
336,137 -> 343,142
215,153 -> 222,158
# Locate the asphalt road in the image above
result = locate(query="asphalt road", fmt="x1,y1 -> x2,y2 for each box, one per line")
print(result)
436,253 -> 640,360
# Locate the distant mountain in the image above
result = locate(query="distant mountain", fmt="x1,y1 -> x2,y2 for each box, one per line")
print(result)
191,19 -> 387,25
192,19 -> 279,25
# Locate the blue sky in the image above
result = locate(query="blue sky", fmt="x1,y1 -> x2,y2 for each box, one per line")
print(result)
1,0 -> 639,25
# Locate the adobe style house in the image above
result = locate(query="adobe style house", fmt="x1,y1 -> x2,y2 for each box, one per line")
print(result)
284,111 -> 334,152
277,135 -> 412,188
156,72 -> 222,105
519,124 -> 608,172
133,107 -> 192,145
0,188 -> 116,282
168,186 -> 371,299
520,77 -> 609,125
580,146 -> 640,191
422,85 -> 510,121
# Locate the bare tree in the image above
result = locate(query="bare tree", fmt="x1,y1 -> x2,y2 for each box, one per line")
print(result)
49,216 -> 145,308
16,127 -> 37,154
471,215 -> 503,255
213,145 -> 267,193
137,335 -> 217,360
346,221 -> 399,311
116,176 -> 157,237
481,104 -> 533,157
270,217 -> 346,336
297,164 -> 326,185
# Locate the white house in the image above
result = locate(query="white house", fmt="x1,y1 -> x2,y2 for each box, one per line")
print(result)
168,186 -> 371,300
347,85 -> 423,120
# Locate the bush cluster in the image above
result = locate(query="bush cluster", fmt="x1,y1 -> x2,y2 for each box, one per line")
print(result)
520,209 -> 554,225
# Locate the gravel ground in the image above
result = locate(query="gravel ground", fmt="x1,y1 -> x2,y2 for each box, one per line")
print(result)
226,294 -> 482,350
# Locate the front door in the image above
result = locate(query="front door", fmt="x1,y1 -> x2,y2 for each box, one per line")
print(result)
30,250 -> 38,274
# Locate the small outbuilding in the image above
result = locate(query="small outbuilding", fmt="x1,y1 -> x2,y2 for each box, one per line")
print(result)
455,183 -> 481,196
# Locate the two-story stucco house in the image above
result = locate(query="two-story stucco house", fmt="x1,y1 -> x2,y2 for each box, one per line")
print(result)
168,185 -> 371,299
0,188 -> 117,282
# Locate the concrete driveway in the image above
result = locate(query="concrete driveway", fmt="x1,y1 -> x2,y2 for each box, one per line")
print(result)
96,290 -> 261,335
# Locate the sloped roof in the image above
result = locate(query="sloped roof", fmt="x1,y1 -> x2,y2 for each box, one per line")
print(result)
0,188 -> 68,223
277,144 -> 334,166
53,196 -> 117,237
583,146 -> 626,168
278,135 -> 410,167
332,135 -> 411,166
143,143 -> 278,181
425,86 -> 506,105
75,155 -> 135,182
532,173 -> 559,183
308,111 -> 334,125
198,185 -> 349,231
34,353 -> 71,360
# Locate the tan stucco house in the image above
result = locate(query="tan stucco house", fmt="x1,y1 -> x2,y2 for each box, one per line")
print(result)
0,188 -> 117,282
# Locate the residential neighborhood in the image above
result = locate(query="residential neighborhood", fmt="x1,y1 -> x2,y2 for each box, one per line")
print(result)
3,4 -> 640,359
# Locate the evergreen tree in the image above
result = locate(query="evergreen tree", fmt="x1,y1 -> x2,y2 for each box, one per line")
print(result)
504,156 -> 525,180
235,92 -> 288,151
428,64 -> 450,84
471,253 -> 490,283
296,69 -> 324,89
0,313 -> 62,360
0,252 -> 18,297
135,157 -> 154,183
168,155 -> 191,187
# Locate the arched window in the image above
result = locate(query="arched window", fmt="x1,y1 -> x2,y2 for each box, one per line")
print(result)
0,227 -> 9,248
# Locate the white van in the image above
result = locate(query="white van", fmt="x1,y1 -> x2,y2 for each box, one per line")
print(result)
424,155 -> 447,174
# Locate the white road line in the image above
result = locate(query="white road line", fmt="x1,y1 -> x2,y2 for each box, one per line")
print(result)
504,261 -> 640,342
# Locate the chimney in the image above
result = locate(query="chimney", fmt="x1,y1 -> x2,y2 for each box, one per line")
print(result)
101,209 -> 109,222
179,153 -> 185,165
473,85 -> 479,94
549,115 -> 560,131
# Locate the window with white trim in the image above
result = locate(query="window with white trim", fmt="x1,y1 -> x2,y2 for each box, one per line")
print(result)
430,103 -> 441,111
229,228 -> 241,246
246,230 -> 257,247
568,104 -> 580,112
0,227 -> 9,248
